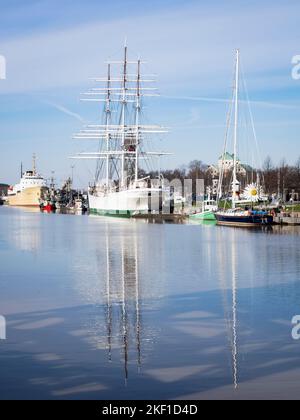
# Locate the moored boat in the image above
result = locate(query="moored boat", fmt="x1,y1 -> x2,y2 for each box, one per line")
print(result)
40,201 -> 55,212
190,210 -> 216,221
190,193 -> 217,221
71,43 -> 171,217
215,51 -> 273,227
74,197 -> 84,211
6,155 -> 48,208
216,208 -> 273,227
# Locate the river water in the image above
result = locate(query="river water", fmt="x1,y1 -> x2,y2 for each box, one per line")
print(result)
1,206 -> 300,400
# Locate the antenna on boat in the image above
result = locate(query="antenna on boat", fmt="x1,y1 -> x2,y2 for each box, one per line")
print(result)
32,153 -> 37,175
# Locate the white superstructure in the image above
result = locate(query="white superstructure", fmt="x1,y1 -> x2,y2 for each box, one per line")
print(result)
8,155 -> 46,196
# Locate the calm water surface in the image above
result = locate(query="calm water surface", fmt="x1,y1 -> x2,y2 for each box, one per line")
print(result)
1,206 -> 300,400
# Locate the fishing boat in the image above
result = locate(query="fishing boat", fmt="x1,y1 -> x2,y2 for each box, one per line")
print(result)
189,193 -> 217,221
40,201 -> 55,212
74,197 -> 84,211
215,50 -> 273,227
71,43 -> 171,217
190,208 -> 216,221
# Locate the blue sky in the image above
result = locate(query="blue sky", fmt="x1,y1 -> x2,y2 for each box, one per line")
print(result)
0,0 -> 300,186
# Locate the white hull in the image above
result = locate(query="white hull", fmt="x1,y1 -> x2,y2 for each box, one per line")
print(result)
89,187 -> 169,216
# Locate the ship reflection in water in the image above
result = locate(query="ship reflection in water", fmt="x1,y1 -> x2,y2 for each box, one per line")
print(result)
11,208 -> 42,252
69,217 -> 166,387
79,222 -> 146,383
2,207 -> 300,399
104,224 -> 142,382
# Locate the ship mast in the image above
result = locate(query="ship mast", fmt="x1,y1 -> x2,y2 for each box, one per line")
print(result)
135,60 -> 141,185
121,43 -> 128,189
71,45 -> 170,184
232,49 -> 240,208
105,64 -> 112,187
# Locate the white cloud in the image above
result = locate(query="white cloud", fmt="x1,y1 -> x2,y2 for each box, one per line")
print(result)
162,94 -> 300,110
43,100 -> 85,123
0,54 -> 6,80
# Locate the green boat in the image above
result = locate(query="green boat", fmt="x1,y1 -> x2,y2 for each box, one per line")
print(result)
189,199 -> 217,221
189,209 -> 216,221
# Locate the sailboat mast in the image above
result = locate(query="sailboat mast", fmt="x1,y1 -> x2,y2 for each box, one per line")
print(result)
121,43 -> 128,188
105,63 -> 111,187
232,49 -> 240,208
135,60 -> 141,185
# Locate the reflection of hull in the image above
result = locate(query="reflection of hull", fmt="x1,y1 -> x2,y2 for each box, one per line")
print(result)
216,213 -> 273,227
89,188 -> 168,217
7,187 -> 47,207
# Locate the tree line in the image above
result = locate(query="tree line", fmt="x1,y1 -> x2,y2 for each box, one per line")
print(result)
143,157 -> 300,200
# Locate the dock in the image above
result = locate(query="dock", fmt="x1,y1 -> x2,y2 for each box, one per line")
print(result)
274,213 -> 300,226
132,213 -> 187,223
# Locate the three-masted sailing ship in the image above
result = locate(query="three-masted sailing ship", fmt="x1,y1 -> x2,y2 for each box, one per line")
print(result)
72,44 -> 171,217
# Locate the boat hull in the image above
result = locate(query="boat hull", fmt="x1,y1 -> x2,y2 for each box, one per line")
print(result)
41,203 -> 55,212
189,211 -> 216,221
216,213 -> 273,227
7,187 -> 48,207
89,187 -> 169,217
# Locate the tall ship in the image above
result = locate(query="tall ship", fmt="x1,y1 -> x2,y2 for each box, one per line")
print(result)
215,50 -> 273,227
7,155 -> 48,207
72,43 -> 171,217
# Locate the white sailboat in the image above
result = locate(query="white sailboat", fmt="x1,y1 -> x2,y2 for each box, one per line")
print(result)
72,43 -> 171,217
215,50 -> 273,227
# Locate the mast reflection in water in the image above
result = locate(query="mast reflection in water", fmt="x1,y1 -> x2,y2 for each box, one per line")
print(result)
72,220 -> 164,384
105,222 -> 142,383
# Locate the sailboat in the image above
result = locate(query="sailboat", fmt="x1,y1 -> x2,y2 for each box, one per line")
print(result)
72,43 -> 171,217
215,50 -> 273,227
